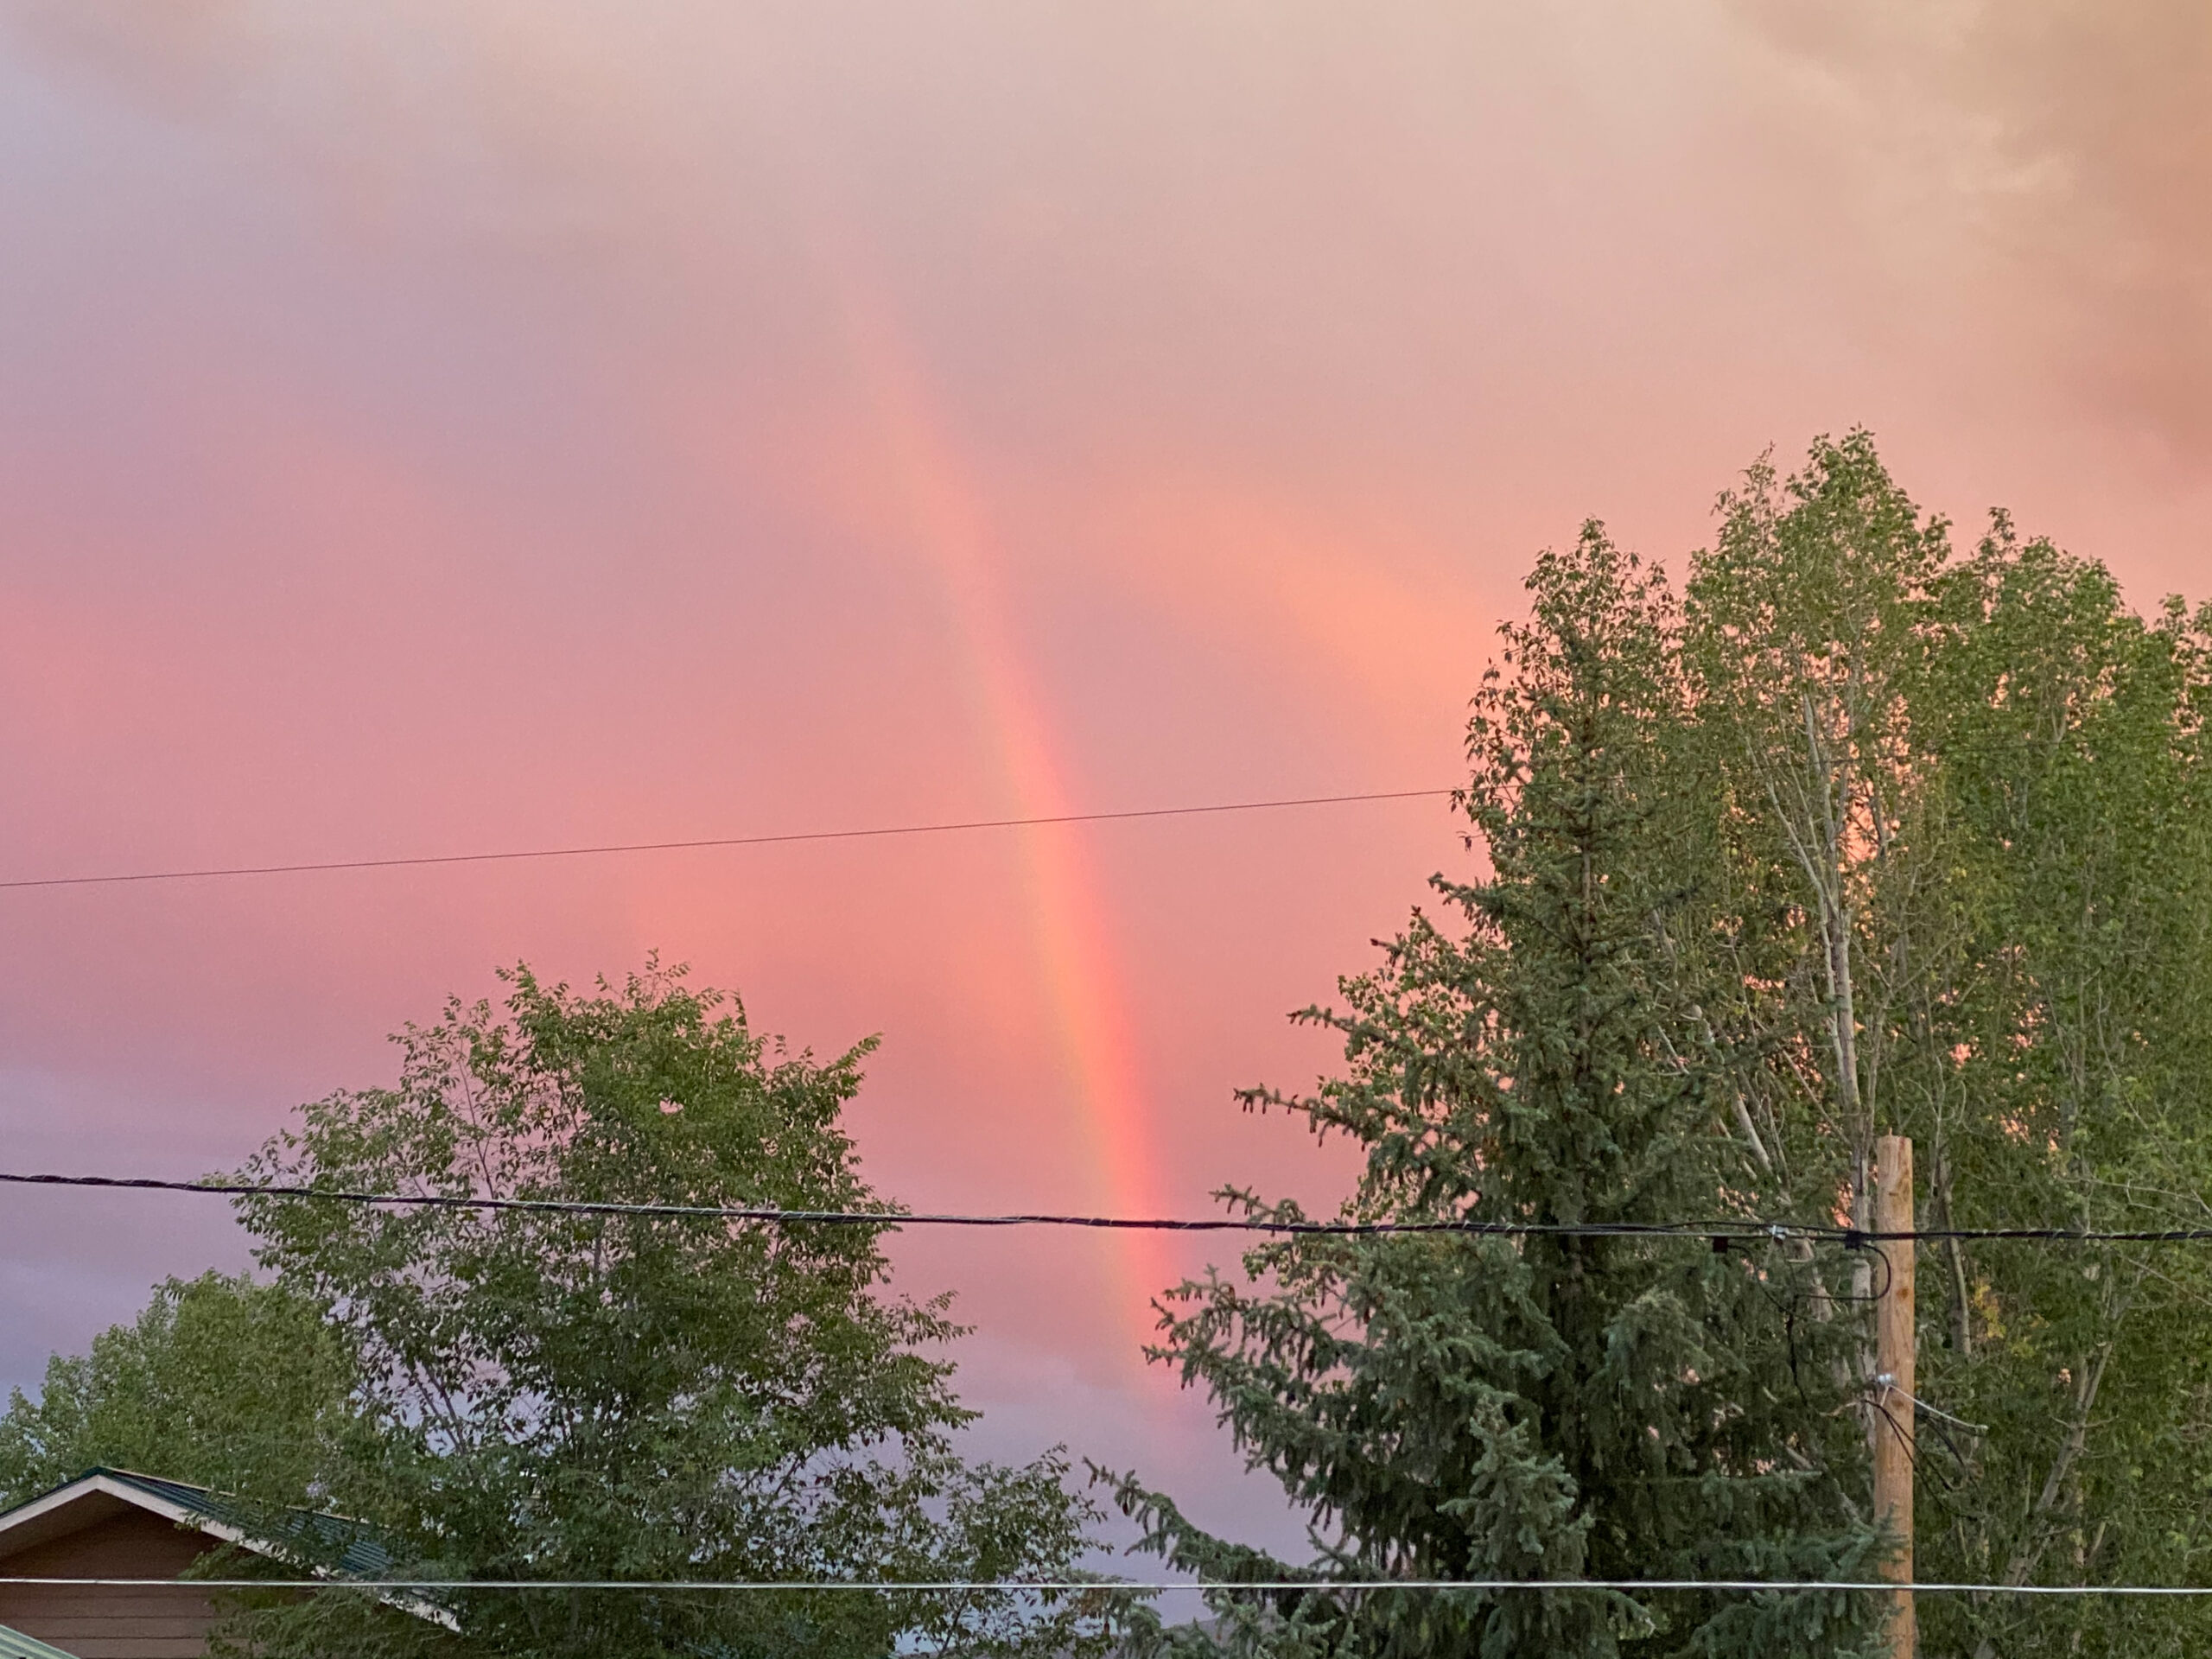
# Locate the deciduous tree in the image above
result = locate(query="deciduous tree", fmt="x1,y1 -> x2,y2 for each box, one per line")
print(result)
205,963 -> 1103,1659
0,1271 -> 357,1507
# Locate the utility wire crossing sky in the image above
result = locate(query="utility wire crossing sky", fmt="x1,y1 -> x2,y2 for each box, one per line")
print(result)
1,1171 -> 2203,1247
0,789 -> 1453,892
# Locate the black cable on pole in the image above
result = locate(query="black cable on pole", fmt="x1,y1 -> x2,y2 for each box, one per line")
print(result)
0,789 -> 1452,893
7,1169 -> 2208,1245
0,1173 -> 1800,1238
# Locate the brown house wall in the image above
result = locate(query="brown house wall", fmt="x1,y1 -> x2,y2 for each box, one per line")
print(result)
0,1511 -> 220,1659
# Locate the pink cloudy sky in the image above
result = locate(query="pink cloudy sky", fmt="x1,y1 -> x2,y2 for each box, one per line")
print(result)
2,0 -> 2208,1567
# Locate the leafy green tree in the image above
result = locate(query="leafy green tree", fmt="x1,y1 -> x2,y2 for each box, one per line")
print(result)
209,962 -> 1110,1659
1681,431 -> 1952,1249
1899,524 -> 2212,1657
1120,434 -> 2212,1657
0,1271 -> 358,1506
1110,530 -> 1881,1659
1675,439 -> 2212,1656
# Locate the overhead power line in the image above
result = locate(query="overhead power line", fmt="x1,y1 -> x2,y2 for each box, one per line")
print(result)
2,1575 -> 2208,1599
0,1173 -> 1778,1236
0,788 -> 1453,892
3,1171 -> 2205,1246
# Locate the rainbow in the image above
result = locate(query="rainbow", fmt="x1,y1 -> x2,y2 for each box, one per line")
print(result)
830,284 -> 1174,1345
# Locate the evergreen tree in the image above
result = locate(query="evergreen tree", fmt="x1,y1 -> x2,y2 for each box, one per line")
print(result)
1110,530 -> 1879,1659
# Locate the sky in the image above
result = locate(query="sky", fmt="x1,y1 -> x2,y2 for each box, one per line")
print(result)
1,0 -> 2208,1576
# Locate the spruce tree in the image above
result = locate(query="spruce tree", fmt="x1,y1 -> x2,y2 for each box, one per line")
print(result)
1111,529 -> 1879,1659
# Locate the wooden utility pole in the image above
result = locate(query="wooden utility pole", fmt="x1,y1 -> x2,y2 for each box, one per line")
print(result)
1873,1135 -> 1916,1659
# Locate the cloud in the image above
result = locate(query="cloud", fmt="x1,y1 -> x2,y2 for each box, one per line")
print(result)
1737,0 -> 2212,458
2,0 -> 263,114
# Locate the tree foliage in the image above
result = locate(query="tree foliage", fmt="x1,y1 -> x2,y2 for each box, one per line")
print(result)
1111,528 -> 1882,1659
0,1271 -> 357,1506
219,962 -> 1109,1659
1899,522 -> 2212,1656
6,963 -> 1111,1659
1123,434 -> 2212,1659
1679,439 -> 2212,1656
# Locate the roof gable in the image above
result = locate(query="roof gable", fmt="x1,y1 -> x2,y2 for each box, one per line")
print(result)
0,1471 -> 235,1562
84,1471 -> 391,1578
0,1469 -> 384,1571
0,1471 -> 448,1631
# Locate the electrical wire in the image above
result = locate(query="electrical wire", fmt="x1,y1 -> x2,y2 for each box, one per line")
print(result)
0,1173 -> 1838,1239
1873,1372 -> 1987,1435
0,789 -> 1452,893
0,1576 -> 2206,1598
2,1171 -> 2201,1247
1862,1225 -> 2212,1243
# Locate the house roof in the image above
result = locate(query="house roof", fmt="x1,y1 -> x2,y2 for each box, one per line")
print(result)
0,1624 -> 77,1659
0,1468 -> 378,1575
0,1470 -> 448,1631
76,1469 -> 392,1579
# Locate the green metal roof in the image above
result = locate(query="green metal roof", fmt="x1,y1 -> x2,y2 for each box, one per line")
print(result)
79,1468 -> 396,1579
0,1470 -> 445,1634
0,1623 -> 78,1658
